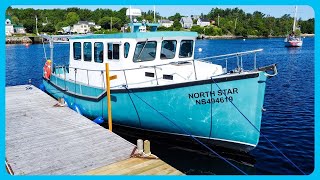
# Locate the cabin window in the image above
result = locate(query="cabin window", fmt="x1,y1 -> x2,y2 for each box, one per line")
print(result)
73,42 -> 81,60
94,42 -> 104,63
83,42 -> 92,61
179,40 -> 193,58
113,44 -> 120,60
161,40 -> 177,59
108,43 -> 120,60
124,42 -> 130,58
133,41 -> 157,62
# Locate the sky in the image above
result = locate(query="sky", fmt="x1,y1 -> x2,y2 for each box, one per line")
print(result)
12,5 -> 314,20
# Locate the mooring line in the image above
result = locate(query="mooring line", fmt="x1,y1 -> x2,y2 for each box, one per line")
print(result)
124,85 -> 247,175
210,77 -> 306,175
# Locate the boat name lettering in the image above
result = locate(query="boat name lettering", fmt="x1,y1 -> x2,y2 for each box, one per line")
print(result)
188,88 -> 238,105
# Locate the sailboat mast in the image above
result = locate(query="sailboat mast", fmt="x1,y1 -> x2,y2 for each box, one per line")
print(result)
293,6 -> 298,32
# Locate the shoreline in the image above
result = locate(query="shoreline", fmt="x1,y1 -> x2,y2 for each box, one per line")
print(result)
198,33 -> 315,40
197,34 -> 315,39
5,33 -> 315,44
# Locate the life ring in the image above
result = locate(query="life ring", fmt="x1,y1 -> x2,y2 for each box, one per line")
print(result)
43,60 -> 52,79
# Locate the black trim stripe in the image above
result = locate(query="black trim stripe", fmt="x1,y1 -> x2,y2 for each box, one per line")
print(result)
44,72 -> 259,102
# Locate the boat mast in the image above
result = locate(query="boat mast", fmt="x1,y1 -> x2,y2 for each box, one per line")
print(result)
293,6 -> 298,32
153,5 -> 156,23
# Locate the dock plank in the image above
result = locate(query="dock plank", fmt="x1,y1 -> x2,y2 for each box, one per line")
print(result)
6,85 -> 135,175
84,158 -> 184,175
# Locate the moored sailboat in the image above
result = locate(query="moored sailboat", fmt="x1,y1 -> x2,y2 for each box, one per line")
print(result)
284,6 -> 303,47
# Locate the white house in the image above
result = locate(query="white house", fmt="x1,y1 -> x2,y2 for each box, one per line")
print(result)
13,25 -> 26,34
180,17 -> 193,29
5,16 -> 14,36
197,18 -> 211,27
72,21 -> 90,34
159,19 -> 173,28
72,21 -> 101,34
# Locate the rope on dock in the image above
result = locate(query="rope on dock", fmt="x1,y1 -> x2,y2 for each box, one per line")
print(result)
5,158 -> 14,175
123,85 -> 247,175
210,77 -> 306,175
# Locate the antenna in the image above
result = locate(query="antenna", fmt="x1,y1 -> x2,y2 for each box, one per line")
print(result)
35,15 -> 39,35
153,5 -> 156,23
129,5 -> 132,23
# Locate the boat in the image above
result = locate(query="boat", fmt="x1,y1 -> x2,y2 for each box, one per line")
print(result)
41,19 -> 277,152
52,35 -> 69,44
284,6 -> 303,47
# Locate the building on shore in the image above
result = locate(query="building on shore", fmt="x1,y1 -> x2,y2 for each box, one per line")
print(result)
5,15 -> 26,36
197,18 -> 211,27
180,17 -> 193,29
158,19 -> 173,28
13,25 -> 26,34
60,21 -> 101,34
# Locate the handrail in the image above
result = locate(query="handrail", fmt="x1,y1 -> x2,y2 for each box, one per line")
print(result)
197,48 -> 263,61
54,49 -> 262,73
52,49 -> 264,88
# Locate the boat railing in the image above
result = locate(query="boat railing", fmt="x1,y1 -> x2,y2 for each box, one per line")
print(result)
53,49 -> 263,88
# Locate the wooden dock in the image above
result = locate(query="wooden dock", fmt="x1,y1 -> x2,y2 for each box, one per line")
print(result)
5,85 -> 183,175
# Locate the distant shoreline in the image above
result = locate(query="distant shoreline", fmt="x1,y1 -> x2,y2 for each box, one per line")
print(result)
198,33 -> 315,40
5,33 -> 315,44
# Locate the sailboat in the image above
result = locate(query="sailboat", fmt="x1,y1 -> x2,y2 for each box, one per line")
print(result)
284,6 -> 303,47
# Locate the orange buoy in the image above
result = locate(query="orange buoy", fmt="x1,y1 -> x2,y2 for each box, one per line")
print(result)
43,60 -> 52,79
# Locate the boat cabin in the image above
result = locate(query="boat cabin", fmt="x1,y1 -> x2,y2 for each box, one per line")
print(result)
62,31 -> 223,89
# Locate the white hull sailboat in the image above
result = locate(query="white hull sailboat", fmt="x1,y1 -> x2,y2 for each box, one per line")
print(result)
284,6 -> 303,47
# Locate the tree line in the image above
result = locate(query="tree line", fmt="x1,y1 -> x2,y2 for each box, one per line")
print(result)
6,6 -> 314,37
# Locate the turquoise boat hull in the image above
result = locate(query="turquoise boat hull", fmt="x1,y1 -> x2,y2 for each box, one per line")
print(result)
43,71 -> 267,152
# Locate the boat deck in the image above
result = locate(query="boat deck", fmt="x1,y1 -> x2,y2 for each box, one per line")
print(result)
5,85 -> 183,175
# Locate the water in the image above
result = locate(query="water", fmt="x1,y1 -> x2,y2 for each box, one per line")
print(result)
5,38 -> 314,175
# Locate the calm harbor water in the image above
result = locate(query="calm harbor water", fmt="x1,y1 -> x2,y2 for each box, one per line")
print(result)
5,37 -> 314,175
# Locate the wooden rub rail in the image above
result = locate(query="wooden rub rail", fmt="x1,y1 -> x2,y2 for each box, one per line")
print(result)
5,85 -> 183,175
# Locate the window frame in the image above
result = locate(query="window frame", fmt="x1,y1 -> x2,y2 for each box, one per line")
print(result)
124,42 -> 130,58
160,40 -> 177,60
107,42 -> 120,60
73,42 -> 82,61
179,40 -> 194,58
113,44 -> 120,60
94,42 -> 104,63
83,42 -> 92,62
133,41 -> 157,63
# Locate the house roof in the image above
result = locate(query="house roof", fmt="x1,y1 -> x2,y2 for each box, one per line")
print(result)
160,19 -> 172,23
75,21 -> 89,25
199,18 -> 210,22
13,25 -> 24,28
180,17 -> 193,24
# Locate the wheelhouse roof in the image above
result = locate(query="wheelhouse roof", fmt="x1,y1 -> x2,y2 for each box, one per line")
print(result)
69,31 -> 198,40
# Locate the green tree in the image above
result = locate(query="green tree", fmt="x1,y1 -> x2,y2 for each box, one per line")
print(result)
11,16 -> 19,24
41,23 -> 55,33
169,13 -> 182,22
65,12 -> 80,25
191,25 -> 204,34
98,17 -> 121,29
172,20 -> 182,30
55,21 -> 69,31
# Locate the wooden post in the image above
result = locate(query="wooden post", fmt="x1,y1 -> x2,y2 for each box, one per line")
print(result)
105,63 -> 112,132
105,63 -> 117,132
